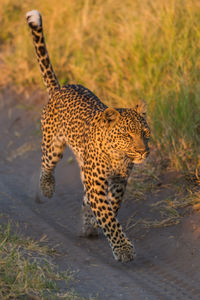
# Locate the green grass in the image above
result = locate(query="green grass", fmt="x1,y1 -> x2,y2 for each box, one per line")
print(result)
1,0 -> 200,173
0,222 -> 84,299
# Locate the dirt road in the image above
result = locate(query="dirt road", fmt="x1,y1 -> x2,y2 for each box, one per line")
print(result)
1,90 -> 200,300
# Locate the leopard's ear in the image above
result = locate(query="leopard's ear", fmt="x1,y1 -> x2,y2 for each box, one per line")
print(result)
102,107 -> 120,126
135,100 -> 147,117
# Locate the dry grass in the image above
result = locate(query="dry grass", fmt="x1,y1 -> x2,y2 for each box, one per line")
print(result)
1,0 -> 200,172
124,147 -> 200,231
0,222 -> 86,299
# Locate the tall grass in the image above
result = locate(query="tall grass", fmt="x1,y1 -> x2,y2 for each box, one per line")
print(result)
1,0 -> 200,172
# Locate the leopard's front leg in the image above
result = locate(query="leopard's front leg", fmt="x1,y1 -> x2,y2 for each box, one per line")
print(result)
85,180 -> 136,262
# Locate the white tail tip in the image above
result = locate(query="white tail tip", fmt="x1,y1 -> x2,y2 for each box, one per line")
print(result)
26,10 -> 41,27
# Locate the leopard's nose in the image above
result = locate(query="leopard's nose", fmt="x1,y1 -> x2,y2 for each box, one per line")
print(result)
136,148 -> 149,158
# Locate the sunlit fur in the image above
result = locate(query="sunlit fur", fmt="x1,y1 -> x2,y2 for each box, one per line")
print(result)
26,10 -> 150,262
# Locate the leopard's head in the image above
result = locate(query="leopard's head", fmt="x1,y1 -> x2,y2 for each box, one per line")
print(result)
101,103 -> 150,164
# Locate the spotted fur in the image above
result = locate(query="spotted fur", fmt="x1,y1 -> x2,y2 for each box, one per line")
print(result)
26,10 -> 150,262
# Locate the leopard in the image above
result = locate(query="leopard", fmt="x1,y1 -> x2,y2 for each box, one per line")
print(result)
26,10 -> 150,262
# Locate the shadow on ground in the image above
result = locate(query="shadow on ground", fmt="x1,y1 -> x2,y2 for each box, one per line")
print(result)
0,90 -> 200,300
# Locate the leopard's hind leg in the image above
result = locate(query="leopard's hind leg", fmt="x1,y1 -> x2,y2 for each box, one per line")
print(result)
108,178 -> 127,216
81,191 -> 99,237
40,132 -> 66,198
79,166 -> 98,237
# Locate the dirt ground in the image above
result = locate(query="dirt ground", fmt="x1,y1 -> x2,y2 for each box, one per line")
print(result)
1,89 -> 200,300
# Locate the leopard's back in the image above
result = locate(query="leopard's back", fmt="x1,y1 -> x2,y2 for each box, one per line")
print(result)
57,84 -> 106,117
41,84 -> 106,151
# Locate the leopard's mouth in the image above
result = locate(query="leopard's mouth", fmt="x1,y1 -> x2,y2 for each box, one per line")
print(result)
127,151 -> 149,164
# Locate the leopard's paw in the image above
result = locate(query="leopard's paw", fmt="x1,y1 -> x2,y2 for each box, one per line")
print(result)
112,240 -> 136,263
40,171 -> 55,198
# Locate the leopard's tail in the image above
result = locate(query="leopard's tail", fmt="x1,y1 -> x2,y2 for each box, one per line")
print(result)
26,10 -> 60,95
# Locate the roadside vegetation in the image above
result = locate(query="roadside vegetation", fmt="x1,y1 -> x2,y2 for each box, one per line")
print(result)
0,222 -> 85,299
126,153 -> 200,230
